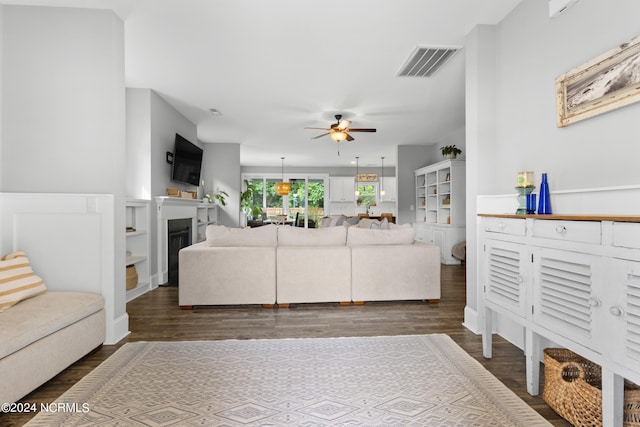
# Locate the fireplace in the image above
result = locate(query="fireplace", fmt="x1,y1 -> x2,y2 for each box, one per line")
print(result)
167,218 -> 192,286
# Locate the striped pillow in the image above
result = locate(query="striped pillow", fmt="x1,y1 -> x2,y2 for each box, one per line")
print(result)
0,251 -> 47,312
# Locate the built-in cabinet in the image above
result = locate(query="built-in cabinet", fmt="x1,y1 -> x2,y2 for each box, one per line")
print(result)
414,160 -> 465,264
196,202 -> 218,242
415,160 -> 465,225
479,214 -> 640,426
125,199 -> 151,302
330,177 -> 356,202
414,222 -> 465,265
380,177 -> 396,203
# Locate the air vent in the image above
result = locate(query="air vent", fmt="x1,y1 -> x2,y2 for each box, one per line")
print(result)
397,46 -> 460,78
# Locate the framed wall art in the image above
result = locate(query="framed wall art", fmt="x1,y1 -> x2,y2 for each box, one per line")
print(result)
556,36 -> 640,127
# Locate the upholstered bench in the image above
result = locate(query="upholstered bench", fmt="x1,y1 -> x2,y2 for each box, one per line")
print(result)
0,291 -> 105,403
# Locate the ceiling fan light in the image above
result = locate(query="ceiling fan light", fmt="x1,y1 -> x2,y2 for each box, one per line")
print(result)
338,120 -> 351,130
330,131 -> 347,142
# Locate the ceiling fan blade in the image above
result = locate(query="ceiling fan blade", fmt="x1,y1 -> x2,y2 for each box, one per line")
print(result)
337,120 -> 351,130
347,128 -> 377,132
346,133 -> 355,142
304,127 -> 331,130
311,132 -> 330,139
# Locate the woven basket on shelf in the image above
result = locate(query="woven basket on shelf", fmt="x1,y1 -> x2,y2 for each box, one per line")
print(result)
126,265 -> 138,291
543,348 -> 640,427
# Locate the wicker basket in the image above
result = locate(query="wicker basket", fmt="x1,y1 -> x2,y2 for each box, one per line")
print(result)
543,348 -> 640,426
126,265 -> 138,291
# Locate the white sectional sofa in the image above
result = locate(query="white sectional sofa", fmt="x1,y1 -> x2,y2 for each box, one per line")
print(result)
179,223 -> 440,308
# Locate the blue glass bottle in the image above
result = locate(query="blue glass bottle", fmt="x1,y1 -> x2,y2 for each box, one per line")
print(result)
538,173 -> 552,214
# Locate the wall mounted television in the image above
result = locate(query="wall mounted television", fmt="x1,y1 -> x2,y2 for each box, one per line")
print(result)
171,134 -> 203,186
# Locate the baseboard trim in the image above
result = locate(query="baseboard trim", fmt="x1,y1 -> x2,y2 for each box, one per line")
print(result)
107,313 -> 130,345
463,305 -> 480,334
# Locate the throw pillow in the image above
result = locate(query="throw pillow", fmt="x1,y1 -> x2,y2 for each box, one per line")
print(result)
370,218 -> 390,230
357,218 -> 377,228
320,216 -> 340,228
0,250 -> 48,312
345,216 -> 361,226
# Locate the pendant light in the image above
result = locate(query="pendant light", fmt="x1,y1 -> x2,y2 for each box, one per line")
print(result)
380,156 -> 386,196
275,157 -> 291,196
354,156 -> 360,196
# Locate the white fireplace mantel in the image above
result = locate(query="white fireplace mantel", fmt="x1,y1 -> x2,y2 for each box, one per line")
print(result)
155,196 -> 200,284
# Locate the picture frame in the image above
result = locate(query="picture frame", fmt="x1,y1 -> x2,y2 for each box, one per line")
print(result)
556,36 -> 640,127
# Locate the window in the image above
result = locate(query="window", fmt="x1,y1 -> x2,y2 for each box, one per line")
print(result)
242,174 -> 328,227
356,183 -> 378,208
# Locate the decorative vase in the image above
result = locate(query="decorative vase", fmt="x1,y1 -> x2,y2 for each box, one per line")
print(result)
515,185 -> 535,215
538,173 -> 552,214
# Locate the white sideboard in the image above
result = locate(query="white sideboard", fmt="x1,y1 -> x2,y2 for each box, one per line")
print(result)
479,213 -> 640,427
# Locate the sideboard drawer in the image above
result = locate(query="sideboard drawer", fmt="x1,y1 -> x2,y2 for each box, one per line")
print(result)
612,222 -> 640,249
482,217 -> 526,236
532,220 -> 601,244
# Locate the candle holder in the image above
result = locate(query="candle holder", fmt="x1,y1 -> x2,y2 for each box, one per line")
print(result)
515,185 -> 536,215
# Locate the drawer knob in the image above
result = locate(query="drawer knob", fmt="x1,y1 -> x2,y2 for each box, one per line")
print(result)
555,225 -> 567,234
499,222 -> 506,229
609,306 -> 624,317
588,298 -> 601,307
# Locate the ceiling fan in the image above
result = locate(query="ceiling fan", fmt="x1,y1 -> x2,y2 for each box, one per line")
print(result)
305,114 -> 376,142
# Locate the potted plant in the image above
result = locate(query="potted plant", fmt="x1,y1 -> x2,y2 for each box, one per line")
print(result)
440,145 -> 462,159
240,180 -> 263,220
213,189 -> 229,206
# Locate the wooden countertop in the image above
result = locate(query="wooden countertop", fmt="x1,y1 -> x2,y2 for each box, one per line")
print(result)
478,213 -> 640,223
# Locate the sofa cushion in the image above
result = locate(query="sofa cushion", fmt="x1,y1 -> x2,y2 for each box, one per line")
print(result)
206,224 -> 278,247
347,227 -> 416,246
0,291 -> 104,359
0,251 -> 48,313
278,225 -> 347,246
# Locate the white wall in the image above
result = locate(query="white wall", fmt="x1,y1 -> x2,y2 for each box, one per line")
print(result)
125,88 -> 152,199
396,145 -> 435,224
1,6 -> 127,340
483,0 -> 640,194
466,0 -> 640,332
0,6 -> 3,191
203,143 -> 241,227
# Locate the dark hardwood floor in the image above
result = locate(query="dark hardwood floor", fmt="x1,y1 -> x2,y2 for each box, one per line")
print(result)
2,264 -> 570,426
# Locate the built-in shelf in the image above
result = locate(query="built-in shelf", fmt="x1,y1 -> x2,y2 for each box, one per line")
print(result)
125,199 -> 151,302
413,160 -> 466,265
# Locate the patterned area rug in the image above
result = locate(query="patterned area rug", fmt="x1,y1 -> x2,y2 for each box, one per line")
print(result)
26,334 -> 550,426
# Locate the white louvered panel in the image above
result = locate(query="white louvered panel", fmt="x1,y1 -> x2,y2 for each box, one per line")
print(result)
535,251 -> 594,341
625,271 -> 640,362
486,242 -> 525,315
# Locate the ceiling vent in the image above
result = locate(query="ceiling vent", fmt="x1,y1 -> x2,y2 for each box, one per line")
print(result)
397,46 -> 460,78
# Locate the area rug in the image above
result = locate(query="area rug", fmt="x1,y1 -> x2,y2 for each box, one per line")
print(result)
26,334 -> 550,426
